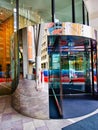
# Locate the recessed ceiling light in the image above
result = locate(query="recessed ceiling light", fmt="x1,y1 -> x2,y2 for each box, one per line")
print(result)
10,0 -> 13,4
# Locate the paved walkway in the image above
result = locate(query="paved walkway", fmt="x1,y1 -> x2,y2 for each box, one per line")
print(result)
0,95 -> 98,130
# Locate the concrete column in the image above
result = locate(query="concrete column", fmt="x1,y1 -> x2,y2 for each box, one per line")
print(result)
36,56 -> 41,90
36,24 -> 45,90
22,28 -> 28,78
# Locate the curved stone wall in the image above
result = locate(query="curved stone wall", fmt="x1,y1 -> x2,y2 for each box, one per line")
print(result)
11,79 -> 49,119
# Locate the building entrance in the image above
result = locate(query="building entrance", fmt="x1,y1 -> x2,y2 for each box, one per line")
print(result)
61,42 -> 91,94
48,35 -> 98,118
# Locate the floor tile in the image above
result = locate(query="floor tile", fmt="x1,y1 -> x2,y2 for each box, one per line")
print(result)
33,119 -> 45,128
36,126 -> 49,130
2,113 -> 12,121
23,122 -> 35,130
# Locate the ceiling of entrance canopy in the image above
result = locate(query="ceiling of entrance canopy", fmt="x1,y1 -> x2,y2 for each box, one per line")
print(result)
0,0 -> 98,23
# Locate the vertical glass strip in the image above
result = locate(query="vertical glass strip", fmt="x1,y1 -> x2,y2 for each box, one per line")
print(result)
75,0 -> 83,24
55,0 -> 72,22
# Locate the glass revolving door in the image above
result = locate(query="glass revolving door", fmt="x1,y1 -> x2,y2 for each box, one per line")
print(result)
48,35 -> 98,119
60,38 -> 91,94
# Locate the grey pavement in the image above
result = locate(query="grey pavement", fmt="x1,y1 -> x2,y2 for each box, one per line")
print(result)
0,95 -> 98,130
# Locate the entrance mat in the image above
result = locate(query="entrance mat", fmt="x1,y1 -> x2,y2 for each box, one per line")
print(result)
62,113 -> 98,130
62,95 -> 98,119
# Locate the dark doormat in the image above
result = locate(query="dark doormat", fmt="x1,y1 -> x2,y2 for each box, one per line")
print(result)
49,94 -> 98,119
62,95 -> 98,119
62,113 -> 98,130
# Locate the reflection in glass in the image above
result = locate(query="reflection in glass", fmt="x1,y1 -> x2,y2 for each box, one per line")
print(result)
48,35 -> 97,119
84,5 -> 88,25
0,0 -> 16,95
92,41 -> 97,93
75,0 -> 83,24
55,0 -> 72,22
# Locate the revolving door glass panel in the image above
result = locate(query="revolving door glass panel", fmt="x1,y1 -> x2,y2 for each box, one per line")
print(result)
48,35 -> 97,119
48,36 -> 62,118
60,37 -> 91,94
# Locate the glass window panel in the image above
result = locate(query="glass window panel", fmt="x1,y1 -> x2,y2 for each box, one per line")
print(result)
55,0 -> 72,22
0,0 -> 17,95
19,0 -> 51,29
75,0 -> 83,24
84,5 -> 88,25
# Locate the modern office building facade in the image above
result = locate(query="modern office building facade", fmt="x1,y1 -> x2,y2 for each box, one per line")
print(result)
0,0 -> 98,119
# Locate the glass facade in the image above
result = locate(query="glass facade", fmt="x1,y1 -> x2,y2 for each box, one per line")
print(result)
0,0 -> 18,95
18,0 -> 89,29
55,0 -> 89,24
19,0 -> 51,28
